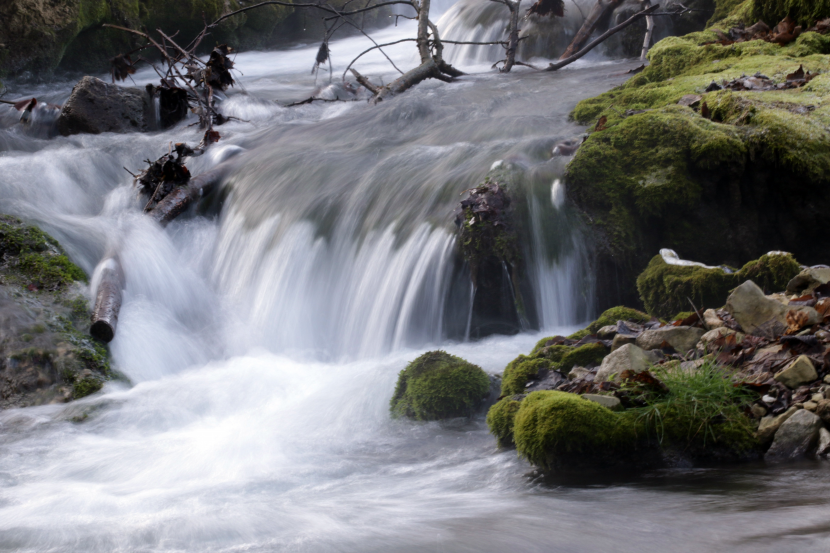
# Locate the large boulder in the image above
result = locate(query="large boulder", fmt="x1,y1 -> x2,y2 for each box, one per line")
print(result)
595,343 -> 657,383
390,351 -> 490,421
726,280 -> 820,335
636,326 -> 705,353
57,77 -> 154,135
765,409 -> 823,462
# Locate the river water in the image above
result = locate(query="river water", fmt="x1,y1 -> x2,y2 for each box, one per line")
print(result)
1,4 -> 830,552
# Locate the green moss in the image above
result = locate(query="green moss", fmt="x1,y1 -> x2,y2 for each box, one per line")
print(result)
513,391 -> 643,470
672,311 -> 695,321
73,376 -> 103,399
753,0 -> 830,27
586,306 -> 651,334
0,216 -> 86,289
566,328 -> 591,340
501,356 -> 550,396
390,351 -> 490,421
559,343 -> 608,371
636,252 -> 801,318
486,396 -> 523,448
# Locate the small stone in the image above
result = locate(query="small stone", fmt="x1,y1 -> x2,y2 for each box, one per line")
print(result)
698,327 -> 742,350
703,308 -> 725,329
813,393 -> 824,403
786,267 -> 830,296
825,375 -> 830,385
816,399 -> 830,424
568,366 -> 591,380
597,325 -> 617,339
677,94 -> 702,107
817,428 -> 830,457
804,401 -> 818,412
765,409 -> 823,462
757,406 -> 798,444
595,343 -> 656,383
611,333 -> 636,351
751,404 -> 767,418
636,326 -> 705,353
774,355 -> 818,389
581,394 -> 622,411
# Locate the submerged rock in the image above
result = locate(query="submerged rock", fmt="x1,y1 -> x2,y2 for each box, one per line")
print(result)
57,76 -> 154,136
0,215 -> 110,408
390,350 -> 490,421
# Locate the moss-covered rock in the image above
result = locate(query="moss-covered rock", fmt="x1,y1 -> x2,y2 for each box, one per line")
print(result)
501,356 -> 550,396
753,0 -> 830,28
584,306 -> 652,334
390,351 -> 491,421
513,391 -> 645,470
637,252 -> 801,318
567,9 -> 830,310
486,395 -> 524,448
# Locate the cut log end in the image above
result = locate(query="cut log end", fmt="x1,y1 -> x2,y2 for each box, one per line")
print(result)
90,320 -> 116,343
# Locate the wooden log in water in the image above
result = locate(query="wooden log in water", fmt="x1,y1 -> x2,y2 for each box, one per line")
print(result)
90,256 -> 125,343
147,162 -> 232,226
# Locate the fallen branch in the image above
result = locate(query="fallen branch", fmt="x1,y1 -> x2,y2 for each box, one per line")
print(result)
558,0 -> 624,60
640,11 -> 655,60
546,3 -> 659,71
146,162 -> 234,226
350,68 -> 381,94
90,255 -> 125,343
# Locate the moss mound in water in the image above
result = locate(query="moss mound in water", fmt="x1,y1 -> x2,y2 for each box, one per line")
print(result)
390,351 -> 491,421
513,391 -> 643,470
486,395 -> 524,448
566,0 -> 830,307
637,252 -> 801,318
501,343 -> 609,396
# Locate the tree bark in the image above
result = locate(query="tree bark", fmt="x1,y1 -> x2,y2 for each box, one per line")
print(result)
502,0 -> 522,72
90,255 -> 125,343
373,58 -> 441,102
558,0 -> 624,60
640,13 -> 655,60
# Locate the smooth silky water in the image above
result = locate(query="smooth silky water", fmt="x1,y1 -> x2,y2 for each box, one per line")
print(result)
1,5 -> 830,552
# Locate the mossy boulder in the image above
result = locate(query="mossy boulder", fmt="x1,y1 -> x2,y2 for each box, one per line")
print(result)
637,252 -> 801,318
486,395 -> 524,448
513,391 -> 646,470
501,356 -> 550,396
390,351 -> 491,421
566,11 -> 830,310
502,342 -> 609,396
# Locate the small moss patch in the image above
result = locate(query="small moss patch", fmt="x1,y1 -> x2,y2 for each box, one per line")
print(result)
390,351 -> 490,421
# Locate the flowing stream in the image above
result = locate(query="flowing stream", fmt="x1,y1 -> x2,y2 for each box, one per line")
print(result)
1,5 -> 830,552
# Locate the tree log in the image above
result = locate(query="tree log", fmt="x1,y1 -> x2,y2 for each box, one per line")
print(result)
373,58 -> 440,103
546,3 -> 658,71
146,162 -> 233,226
90,256 -> 125,343
558,0 -> 624,60
640,13 -> 655,60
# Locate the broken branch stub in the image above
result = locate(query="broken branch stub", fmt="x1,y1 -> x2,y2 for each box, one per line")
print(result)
91,256 -> 125,343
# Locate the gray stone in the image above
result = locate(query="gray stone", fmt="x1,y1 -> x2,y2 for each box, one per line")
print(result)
817,428 -> 830,457
635,326 -> 705,353
774,355 -> 818,389
726,280 -> 820,334
57,76 -> 154,136
611,333 -> 636,351
786,267 -> 830,296
581,394 -> 622,411
568,366 -> 591,380
757,406 -> 798,444
597,325 -> 618,339
703,308 -> 725,329
595,343 -> 656,383
765,409 -> 823,462
698,327 -> 743,351
816,399 -> 830,424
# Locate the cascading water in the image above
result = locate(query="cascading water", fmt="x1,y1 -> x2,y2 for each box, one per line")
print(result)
0,8 -> 827,553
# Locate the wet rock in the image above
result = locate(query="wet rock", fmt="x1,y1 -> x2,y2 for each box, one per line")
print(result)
596,325 -> 617,339
703,308 -> 725,329
595,344 -> 657,383
774,355 -> 818,389
524,369 -> 566,392
786,267 -> 830,296
726,280 -> 819,335
611,333 -> 637,351
581,393 -> 622,411
817,428 -> 830,457
765,409 -> 822,462
57,76 -> 153,136
568,366 -> 591,380
816,399 -> 830,425
757,406 -> 797,444
636,326 -> 705,353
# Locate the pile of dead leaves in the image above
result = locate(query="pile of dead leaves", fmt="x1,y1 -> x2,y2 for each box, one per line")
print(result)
708,16 -> 830,47
702,65 -> 818,94
202,44 -> 235,91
